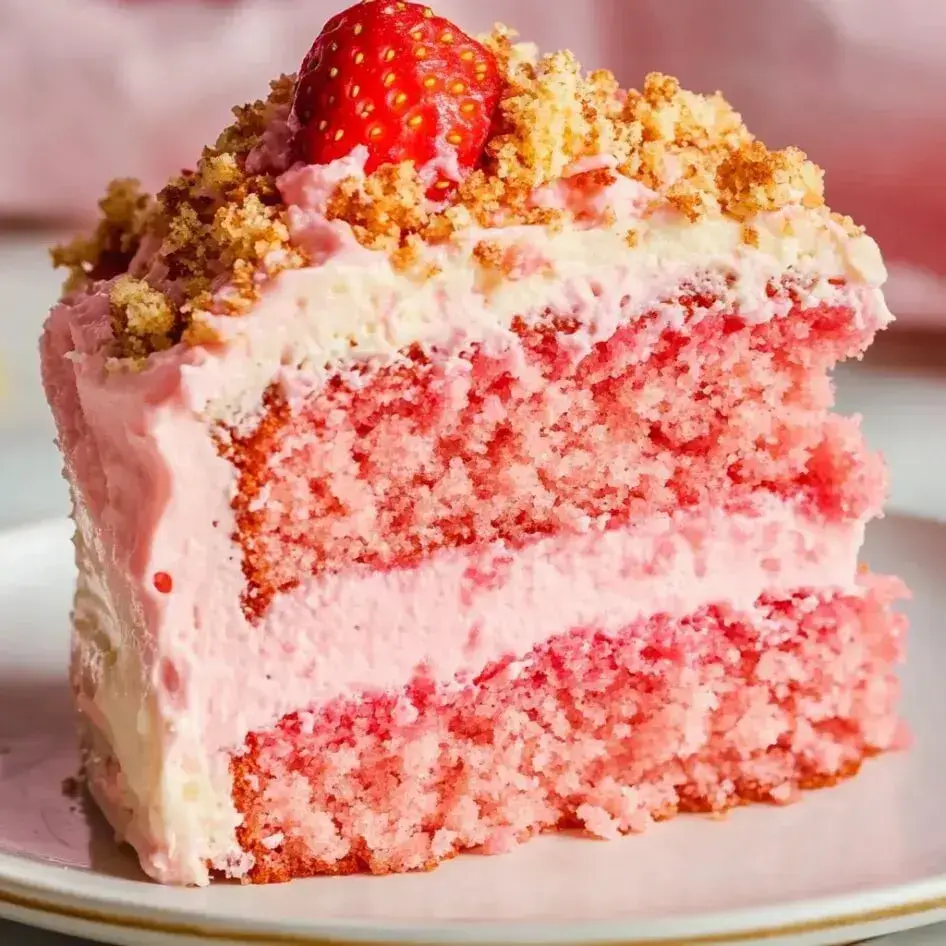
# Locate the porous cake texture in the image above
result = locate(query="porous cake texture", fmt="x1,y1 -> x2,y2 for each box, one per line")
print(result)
41,1 -> 906,885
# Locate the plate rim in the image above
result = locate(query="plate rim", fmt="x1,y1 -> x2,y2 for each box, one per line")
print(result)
1,862 -> 946,946
2,516 -> 946,946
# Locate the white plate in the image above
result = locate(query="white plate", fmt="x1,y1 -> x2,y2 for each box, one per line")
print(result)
0,517 -> 945,946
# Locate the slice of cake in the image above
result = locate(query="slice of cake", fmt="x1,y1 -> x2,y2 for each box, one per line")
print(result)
41,1 -> 907,886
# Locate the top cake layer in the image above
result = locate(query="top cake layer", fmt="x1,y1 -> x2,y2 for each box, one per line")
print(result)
51,12 -> 884,386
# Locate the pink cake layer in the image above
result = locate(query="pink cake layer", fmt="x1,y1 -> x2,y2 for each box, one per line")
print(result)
233,293 -> 885,617
231,575 -> 906,882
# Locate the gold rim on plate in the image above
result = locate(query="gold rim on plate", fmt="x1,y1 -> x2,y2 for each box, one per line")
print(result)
0,882 -> 945,945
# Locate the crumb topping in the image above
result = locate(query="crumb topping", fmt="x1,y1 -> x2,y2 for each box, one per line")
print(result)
830,211 -> 866,239
54,25 -> 835,360
325,163 -> 429,252
717,141 -> 825,221
54,77 -> 304,359
51,179 -> 153,293
108,275 -> 177,358
152,74 -> 302,326
741,224 -> 760,249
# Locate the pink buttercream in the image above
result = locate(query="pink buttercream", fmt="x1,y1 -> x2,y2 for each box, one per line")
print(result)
275,149 -> 372,263
532,155 -> 655,224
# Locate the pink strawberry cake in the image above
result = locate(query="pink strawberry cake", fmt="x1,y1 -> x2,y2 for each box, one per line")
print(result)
41,1 -> 907,886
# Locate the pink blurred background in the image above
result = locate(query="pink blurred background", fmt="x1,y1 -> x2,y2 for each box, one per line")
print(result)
1,0 -> 944,323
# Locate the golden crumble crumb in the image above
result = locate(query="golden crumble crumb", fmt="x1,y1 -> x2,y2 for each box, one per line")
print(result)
390,237 -> 422,274
420,203 -> 475,244
390,234 -> 442,280
717,141 -> 825,221
599,207 -> 617,228
527,206 -> 569,231
212,193 -> 290,270
453,169 -> 508,226
742,224 -> 760,249
574,168 -> 618,192
51,179 -> 153,293
619,74 -> 750,208
625,229 -> 640,248
489,50 -> 592,189
196,151 -> 244,192
830,211 -> 866,238
326,163 -> 429,252
109,276 -> 177,358
666,179 -> 714,222
472,239 -> 507,272
215,75 -> 295,155
471,239 -> 514,293
181,315 -> 223,348
477,22 -> 519,74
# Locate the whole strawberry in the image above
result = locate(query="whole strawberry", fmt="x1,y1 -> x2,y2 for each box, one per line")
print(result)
292,1 -> 502,193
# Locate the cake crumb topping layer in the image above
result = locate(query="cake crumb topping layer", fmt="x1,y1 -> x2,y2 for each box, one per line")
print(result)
108,275 -> 177,358
53,19 -> 832,360
717,141 -> 825,221
325,163 -> 429,252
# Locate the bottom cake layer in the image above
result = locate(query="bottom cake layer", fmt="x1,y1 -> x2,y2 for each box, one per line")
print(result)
229,575 -> 907,883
